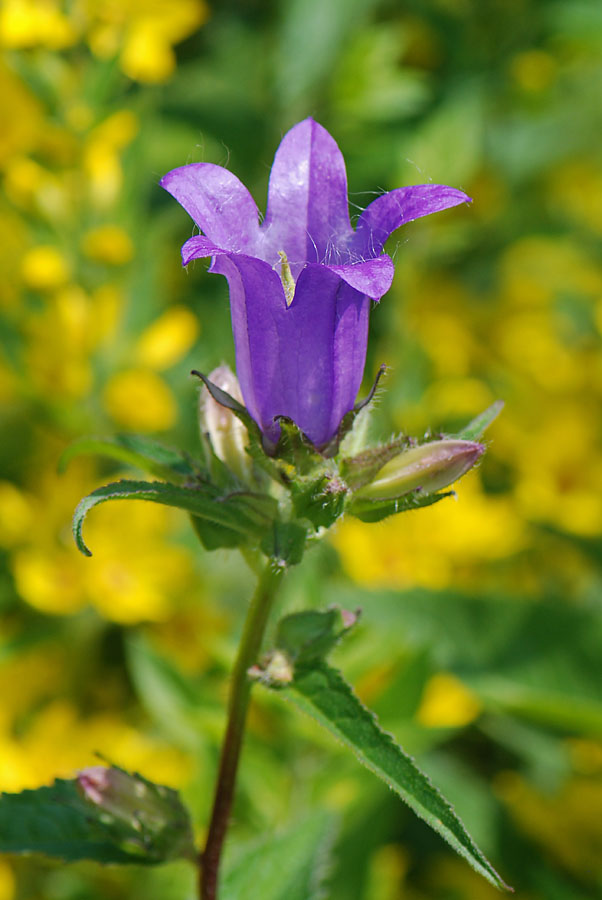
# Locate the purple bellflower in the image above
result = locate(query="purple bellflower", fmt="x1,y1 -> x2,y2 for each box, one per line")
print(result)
161,119 -> 470,451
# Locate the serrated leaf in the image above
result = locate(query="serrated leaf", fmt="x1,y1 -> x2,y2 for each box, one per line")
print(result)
454,401 -> 504,441
221,812 -> 337,900
0,775 -> 194,865
60,435 -> 197,481
260,520 -> 307,566
271,662 -> 511,893
349,489 -> 454,523
73,480 -> 277,556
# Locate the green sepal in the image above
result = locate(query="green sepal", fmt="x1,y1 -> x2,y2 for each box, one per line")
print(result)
326,364 -> 387,456
349,488 -> 454,523
260,520 -> 307,566
267,662 -> 511,893
453,400 -> 504,440
290,473 -> 347,530
340,435 -> 412,491
270,418 -> 327,471
0,769 -> 195,865
73,479 -> 278,556
193,370 -> 283,484
276,608 -> 358,665
59,434 -> 198,482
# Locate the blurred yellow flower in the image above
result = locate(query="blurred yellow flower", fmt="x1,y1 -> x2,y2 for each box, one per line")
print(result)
12,546 -> 85,615
81,224 -> 134,264
0,0 -> 77,49
0,859 -> 15,900
0,699 -> 191,792
99,0 -> 209,84
509,49 -> 557,93
496,771 -> 602,878
334,476 -> 524,590
548,160 -> 602,236
135,305 -> 200,370
0,481 -> 34,548
498,236 -> 602,308
82,501 -> 194,624
416,672 -> 482,728
103,368 -> 177,430
21,245 -> 70,290
0,60 -> 43,166
84,111 -> 139,209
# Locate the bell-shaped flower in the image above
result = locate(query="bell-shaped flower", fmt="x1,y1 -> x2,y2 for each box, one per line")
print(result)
161,118 -> 469,450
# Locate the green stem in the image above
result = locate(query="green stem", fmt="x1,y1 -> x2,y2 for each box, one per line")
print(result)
199,561 -> 284,900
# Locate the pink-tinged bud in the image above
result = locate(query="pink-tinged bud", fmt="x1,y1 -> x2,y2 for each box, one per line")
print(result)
77,765 -> 195,861
201,364 -> 251,482
353,439 -> 484,502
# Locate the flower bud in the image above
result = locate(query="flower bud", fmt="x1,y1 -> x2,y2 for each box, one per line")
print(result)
77,765 -> 195,861
353,439 -> 484,502
201,364 -> 251,482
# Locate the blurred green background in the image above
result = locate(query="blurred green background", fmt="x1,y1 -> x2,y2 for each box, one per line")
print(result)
1,0 -> 602,898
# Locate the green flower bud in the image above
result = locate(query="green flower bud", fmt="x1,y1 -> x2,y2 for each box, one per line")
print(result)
353,439 -> 484,502
77,765 -> 195,862
201,364 -> 251,482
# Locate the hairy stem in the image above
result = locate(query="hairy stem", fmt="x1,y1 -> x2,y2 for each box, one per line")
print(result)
199,561 -> 284,900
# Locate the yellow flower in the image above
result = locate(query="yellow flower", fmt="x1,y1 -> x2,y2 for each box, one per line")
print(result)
334,475 -> 524,591
0,481 -> 34,548
0,859 -> 15,900
417,672 -> 482,728
21,245 -> 70,291
82,501 -> 195,624
12,546 -> 86,615
0,0 -> 77,49
103,368 -> 177,431
135,306 -> 199,370
81,224 -> 134,265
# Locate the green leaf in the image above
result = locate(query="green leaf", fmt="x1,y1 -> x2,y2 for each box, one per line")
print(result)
59,434 -> 197,482
272,662 -> 511,893
73,479 -> 277,556
260,521 -> 307,566
454,401 -> 504,441
0,773 -> 194,865
276,608 -> 357,665
221,812 -> 338,900
349,488 -> 454,523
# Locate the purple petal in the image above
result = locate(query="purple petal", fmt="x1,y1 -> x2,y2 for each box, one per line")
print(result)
283,265 -> 370,447
160,164 -> 260,253
353,185 -> 471,256
209,254 -> 288,437
262,118 -> 354,269
326,255 -> 394,301
181,234 -> 224,265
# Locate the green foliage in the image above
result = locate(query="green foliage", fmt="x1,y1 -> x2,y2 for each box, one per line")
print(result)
0,772 -> 194,865
453,401 -> 505,441
284,662 -> 509,891
73,480 -> 278,556
59,435 -> 198,482
221,812 -> 338,900
275,608 -> 356,665
260,521 -> 307,566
